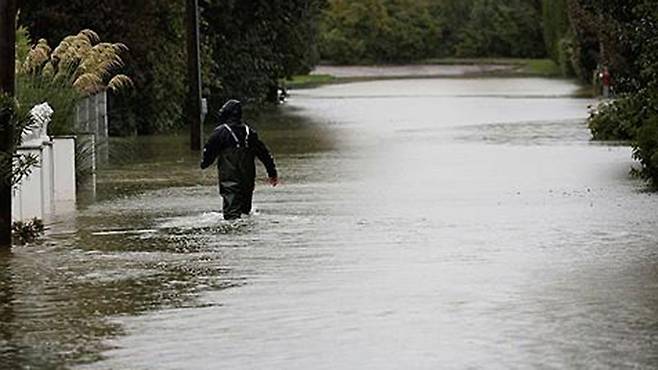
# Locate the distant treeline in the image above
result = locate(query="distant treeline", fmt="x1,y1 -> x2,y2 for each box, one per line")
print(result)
319,0 -> 546,64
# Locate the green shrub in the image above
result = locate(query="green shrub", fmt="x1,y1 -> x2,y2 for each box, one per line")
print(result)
16,75 -> 80,136
633,115 -> 658,186
12,218 -> 45,245
588,95 -> 646,141
588,87 -> 658,186
14,25 -> 80,136
0,94 -> 42,186
15,24 -> 31,67
15,27 -> 131,136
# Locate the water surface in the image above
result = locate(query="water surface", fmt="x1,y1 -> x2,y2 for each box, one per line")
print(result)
2,78 -> 658,369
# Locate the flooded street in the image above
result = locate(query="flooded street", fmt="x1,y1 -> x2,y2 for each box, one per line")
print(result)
2,77 -> 658,369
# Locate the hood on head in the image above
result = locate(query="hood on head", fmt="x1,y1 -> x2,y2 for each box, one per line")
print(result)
217,99 -> 242,125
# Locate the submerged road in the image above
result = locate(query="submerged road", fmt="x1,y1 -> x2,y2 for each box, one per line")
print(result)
311,63 -> 515,78
1,78 -> 657,369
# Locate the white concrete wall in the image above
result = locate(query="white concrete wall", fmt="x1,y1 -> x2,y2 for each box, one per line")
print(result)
52,137 -> 76,202
12,136 -> 77,222
41,142 -> 55,215
12,146 -> 44,221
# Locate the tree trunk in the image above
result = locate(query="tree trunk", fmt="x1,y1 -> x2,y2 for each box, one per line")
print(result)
0,0 -> 17,248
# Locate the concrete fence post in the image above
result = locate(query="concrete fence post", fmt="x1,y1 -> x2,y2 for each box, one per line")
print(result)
41,140 -> 54,216
52,136 -> 76,203
12,146 -> 44,221
75,91 -> 109,166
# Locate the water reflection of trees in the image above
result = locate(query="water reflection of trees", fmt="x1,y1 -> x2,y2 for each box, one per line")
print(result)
95,107 -> 337,201
0,227 -> 238,368
0,250 -> 19,368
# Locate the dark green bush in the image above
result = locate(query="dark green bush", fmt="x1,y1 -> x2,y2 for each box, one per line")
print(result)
588,95 -> 646,141
12,218 -> 44,245
16,75 -> 80,137
589,88 -> 658,187
633,115 -> 658,186
0,94 -> 41,186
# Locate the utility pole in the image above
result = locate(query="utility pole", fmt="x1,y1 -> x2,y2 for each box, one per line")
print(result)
186,0 -> 203,151
0,0 -> 17,248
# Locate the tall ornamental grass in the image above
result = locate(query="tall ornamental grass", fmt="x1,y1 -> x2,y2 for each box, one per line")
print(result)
16,27 -> 132,136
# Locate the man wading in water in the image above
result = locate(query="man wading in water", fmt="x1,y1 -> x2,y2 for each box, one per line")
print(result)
200,100 -> 278,220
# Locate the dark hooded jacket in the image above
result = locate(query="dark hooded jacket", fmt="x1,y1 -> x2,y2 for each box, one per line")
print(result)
200,100 -> 277,219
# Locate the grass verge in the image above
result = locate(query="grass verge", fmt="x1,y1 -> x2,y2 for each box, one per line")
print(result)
287,58 -> 563,89
284,74 -> 336,89
422,58 -> 561,76
514,59 -> 561,76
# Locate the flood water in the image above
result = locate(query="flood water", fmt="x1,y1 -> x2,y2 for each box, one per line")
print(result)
2,78 -> 658,369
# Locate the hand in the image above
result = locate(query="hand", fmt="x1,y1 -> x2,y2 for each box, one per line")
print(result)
267,177 -> 279,187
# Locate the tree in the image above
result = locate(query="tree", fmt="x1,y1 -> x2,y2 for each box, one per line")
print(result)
201,0 -> 325,105
318,0 -> 546,63
566,0 -> 642,85
542,0 -> 570,61
319,0 -> 448,64
427,0 -> 472,57
456,0 -> 545,58
0,0 -> 18,247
